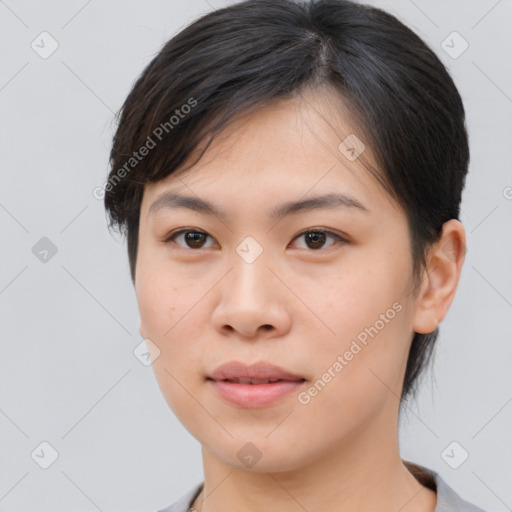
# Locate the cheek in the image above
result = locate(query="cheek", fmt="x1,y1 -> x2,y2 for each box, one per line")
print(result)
135,244 -> 184,335
296,320 -> 410,443
302,269 -> 411,415
137,275 -> 194,357
136,269 -> 207,421
314,263 -> 405,342
136,277 -> 171,339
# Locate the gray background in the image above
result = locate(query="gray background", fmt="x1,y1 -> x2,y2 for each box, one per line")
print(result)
1,0 -> 511,511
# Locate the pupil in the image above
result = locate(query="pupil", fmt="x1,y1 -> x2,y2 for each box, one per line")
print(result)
307,232 -> 325,249
186,232 -> 205,247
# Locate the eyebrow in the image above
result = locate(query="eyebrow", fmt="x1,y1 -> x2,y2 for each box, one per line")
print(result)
148,191 -> 369,219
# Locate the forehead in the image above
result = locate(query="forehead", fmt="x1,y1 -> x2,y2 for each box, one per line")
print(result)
141,90 -> 397,216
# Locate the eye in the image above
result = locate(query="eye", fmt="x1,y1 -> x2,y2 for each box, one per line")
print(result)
162,227 -> 348,251
290,228 -> 348,250
162,229 -> 217,249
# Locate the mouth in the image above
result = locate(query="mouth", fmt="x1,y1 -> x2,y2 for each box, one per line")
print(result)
208,377 -> 306,385
206,374 -> 306,408
206,361 -> 307,408
207,360 -> 306,382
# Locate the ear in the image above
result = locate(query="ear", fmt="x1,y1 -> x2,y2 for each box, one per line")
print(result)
412,219 -> 466,334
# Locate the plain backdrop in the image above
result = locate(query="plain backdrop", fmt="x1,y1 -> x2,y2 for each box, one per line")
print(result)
1,0 -> 511,511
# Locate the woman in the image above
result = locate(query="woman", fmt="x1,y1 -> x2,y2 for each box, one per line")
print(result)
104,0 -> 486,510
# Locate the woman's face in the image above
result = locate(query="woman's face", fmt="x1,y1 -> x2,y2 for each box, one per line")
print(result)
135,92 -> 426,471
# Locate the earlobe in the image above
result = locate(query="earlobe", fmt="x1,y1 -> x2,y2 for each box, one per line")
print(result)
412,219 -> 466,334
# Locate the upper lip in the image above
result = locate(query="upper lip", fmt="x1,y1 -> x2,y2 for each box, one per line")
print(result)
208,361 -> 306,382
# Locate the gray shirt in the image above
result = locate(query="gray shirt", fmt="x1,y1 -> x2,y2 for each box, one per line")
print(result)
156,463 -> 487,512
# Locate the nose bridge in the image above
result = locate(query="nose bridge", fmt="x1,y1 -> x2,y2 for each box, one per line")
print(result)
212,236 -> 290,338
229,237 -> 272,302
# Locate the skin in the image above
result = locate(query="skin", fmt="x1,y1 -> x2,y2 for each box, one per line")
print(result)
135,88 -> 466,512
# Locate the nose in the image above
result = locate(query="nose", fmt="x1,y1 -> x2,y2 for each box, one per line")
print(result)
211,250 -> 292,340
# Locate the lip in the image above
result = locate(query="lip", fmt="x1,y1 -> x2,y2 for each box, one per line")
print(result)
207,361 -> 306,408
208,361 -> 305,382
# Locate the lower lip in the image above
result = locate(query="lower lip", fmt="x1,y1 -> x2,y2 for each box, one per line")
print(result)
207,379 -> 305,408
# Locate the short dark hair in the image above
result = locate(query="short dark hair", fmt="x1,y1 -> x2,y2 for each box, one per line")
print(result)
104,0 -> 470,404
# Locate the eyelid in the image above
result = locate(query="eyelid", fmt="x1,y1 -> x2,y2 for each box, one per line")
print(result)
161,228 -> 216,247
289,228 -> 349,249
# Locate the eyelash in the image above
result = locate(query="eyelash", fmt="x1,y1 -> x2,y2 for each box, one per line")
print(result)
161,228 -> 348,251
